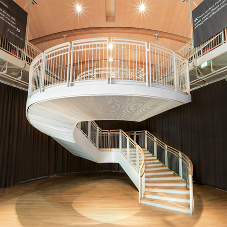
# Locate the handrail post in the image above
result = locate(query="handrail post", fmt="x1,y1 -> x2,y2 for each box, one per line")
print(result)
88,121 -> 91,140
173,52 -> 178,92
127,136 -> 130,159
134,131 -> 136,143
189,174 -> 194,214
139,170 -> 142,203
165,144 -> 168,167
70,43 -> 74,84
145,131 -> 147,150
186,60 -> 190,94
67,43 -> 71,87
146,42 -> 148,86
108,130 -> 110,149
136,146 -> 139,170
154,138 -> 157,157
179,152 -> 183,178
149,42 -> 151,87
119,130 -> 122,151
96,127 -> 99,149
41,52 -> 45,93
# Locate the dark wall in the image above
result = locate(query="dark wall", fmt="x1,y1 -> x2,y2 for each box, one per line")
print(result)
0,83 -> 121,188
96,80 -> 227,191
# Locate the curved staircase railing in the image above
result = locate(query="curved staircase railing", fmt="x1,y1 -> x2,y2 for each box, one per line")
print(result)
77,121 -> 146,201
28,37 -> 190,96
127,130 -> 194,213
77,121 -> 194,214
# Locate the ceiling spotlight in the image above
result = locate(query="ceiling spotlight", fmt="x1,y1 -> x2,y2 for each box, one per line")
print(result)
108,43 -> 113,49
139,3 -> 145,12
76,4 -> 82,13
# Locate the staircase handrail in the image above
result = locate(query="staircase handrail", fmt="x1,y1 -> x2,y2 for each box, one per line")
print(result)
76,121 -> 146,176
126,130 -> 193,179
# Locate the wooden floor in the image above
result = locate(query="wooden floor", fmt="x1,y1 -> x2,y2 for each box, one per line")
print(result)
0,172 -> 227,227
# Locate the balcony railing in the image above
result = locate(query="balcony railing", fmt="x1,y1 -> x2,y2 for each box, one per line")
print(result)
0,35 -> 42,65
28,37 -> 190,96
177,27 -> 227,63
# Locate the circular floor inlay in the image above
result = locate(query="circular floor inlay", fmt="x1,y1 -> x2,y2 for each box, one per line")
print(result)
72,180 -> 140,223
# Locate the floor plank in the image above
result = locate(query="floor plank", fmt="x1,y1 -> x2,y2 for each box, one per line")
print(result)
0,172 -> 227,227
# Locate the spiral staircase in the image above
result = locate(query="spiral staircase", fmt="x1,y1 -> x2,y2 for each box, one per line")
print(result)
26,37 -> 194,214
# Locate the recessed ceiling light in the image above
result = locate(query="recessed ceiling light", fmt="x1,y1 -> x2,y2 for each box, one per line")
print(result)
76,4 -> 82,13
139,3 -> 145,12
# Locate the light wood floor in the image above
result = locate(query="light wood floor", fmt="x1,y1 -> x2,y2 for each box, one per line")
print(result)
0,172 -> 227,227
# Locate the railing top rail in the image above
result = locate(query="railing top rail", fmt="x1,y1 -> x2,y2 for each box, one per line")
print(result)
111,37 -> 147,46
79,121 -> 146,174
72,37 -> 108,45
26,41 -> 42,53
126,130 -> 193,176
44,42 -> 71,55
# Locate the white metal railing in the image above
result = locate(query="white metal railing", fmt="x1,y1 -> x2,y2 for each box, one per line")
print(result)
77,121 -> 146,203
177,27 -> 227,63
28,37 -> 190,97
0,35 -> 42,65
126,130 -> 194,214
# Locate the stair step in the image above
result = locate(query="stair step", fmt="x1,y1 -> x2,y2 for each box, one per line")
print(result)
145,166 -> 168,171
145,159 -> 160,163
145,169 -> 174,175
146,163 -> 164,167
145,186 -> 190,194
145,180 -> 186,187
144,153 -> 156,157
145,174 -> 181,181
144,192 -> 190,203
141,198 -> 190,214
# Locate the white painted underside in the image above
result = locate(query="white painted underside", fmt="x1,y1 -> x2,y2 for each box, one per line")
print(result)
27,83 -> 191,188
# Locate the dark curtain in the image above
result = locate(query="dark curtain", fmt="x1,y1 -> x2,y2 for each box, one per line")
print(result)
96,80 -> 227,191
0,83 -> 121,188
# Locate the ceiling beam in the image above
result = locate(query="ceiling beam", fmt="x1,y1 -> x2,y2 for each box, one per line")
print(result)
30,27 -> 190,45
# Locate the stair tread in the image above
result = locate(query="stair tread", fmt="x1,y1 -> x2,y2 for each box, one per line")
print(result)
146,174 -> 180,178
146,162 -> 163,165
146,166 -> 167,169
146,186 -> 189,190
146,169 -> 174,173
144,192 -> 190,200
146,180 -> 186,184
141,198 -> 190,210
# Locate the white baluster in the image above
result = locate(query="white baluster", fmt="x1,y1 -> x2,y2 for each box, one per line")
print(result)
96,127 -> 99,149
179,152 -> 183,178
154,137 -> 157,157
145,131 -> 147,150
119,130 -> 122,151
88,121 -> 91,140
165,144 -> 168,167
127,137 -> 129,159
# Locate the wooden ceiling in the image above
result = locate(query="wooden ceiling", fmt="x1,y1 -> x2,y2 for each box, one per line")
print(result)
14,0 -> 203,51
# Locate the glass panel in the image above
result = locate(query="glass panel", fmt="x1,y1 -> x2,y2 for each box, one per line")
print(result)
157,144 -> 165,164
167,152 -> 179,175
182,161 -> 189,182
147,136 -> 154,155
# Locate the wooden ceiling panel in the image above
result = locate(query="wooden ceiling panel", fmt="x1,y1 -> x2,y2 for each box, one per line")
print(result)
14,0 -> 203,50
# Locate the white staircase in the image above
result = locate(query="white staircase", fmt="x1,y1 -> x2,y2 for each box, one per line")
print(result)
141,150 -> 191,213
26,37 -> 194,214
